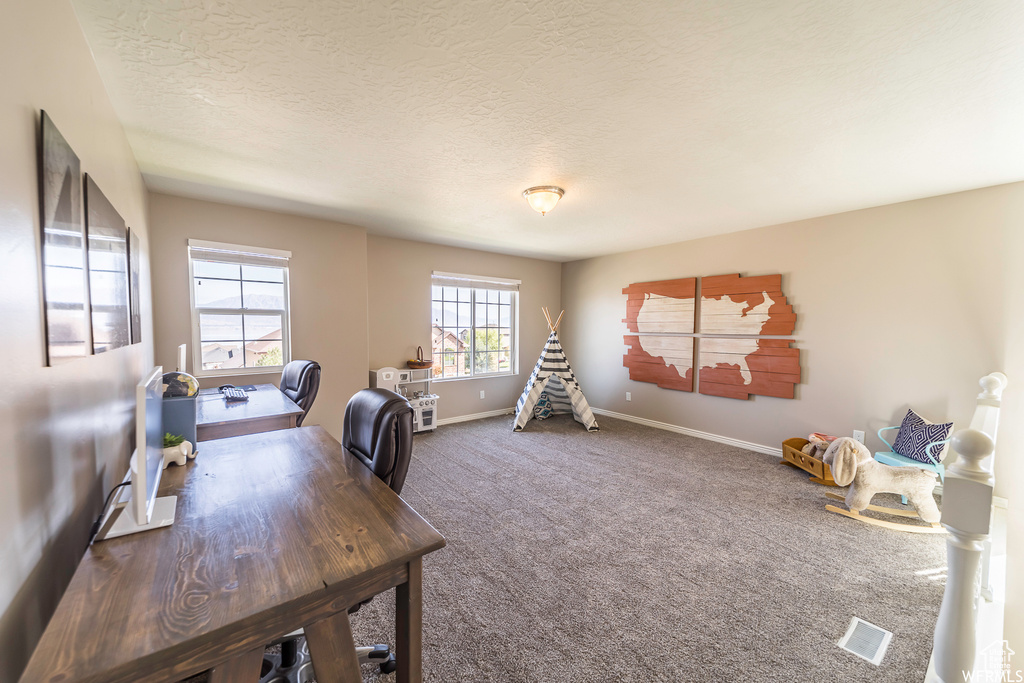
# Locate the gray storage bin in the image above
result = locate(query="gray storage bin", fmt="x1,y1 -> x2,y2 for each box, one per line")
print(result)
162,395 -> 197,446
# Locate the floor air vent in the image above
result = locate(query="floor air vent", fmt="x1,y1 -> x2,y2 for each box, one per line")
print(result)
837,617 -> 893,665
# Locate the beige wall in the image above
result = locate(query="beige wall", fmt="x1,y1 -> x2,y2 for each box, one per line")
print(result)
0,1 -> 153,679
148,193 -> 369,440
367,236 -> 561,419
560,181 -> 1024,652
1001,206 -> 1024,659
148,207 -> 559,433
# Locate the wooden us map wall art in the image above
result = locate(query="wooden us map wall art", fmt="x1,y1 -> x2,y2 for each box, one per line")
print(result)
622,273 -> 800,400
623,278 -> 696,391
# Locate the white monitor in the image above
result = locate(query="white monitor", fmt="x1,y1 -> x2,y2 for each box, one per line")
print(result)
177,343 -> 187,372
95,366 -> 177,541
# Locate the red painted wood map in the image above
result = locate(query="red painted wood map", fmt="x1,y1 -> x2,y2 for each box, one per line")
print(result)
623,273 -> 801,400
622,278 -> 696,391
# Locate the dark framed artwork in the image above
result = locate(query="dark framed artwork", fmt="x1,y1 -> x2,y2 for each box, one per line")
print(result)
39,111 -> 89,365
128,228 -> 142,344
84,174 -> 130,353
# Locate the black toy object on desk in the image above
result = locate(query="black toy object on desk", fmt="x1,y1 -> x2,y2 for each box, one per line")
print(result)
162,371 -> 199,398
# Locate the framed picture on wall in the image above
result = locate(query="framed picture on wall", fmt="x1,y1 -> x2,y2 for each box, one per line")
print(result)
128,228 -> 142,344
84,174 -> 130,353
38,110 -> 89,365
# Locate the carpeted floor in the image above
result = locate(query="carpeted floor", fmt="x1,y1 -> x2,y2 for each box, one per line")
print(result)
193,414 -> 949,682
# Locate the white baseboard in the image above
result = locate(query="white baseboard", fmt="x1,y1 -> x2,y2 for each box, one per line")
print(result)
591,408 -> 781,456
437,407 -> 514,426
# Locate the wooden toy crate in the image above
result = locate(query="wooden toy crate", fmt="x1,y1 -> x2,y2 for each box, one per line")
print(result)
781,437 -> 838,486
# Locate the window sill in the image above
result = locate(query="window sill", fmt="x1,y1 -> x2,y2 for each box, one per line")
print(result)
433,372 -> 519,383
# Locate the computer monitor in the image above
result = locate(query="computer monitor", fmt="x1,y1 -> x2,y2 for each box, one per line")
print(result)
176,343 -> 187,372
94,366 -> 177,541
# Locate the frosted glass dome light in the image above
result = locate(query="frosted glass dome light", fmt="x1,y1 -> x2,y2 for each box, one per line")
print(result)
523,186 -> 564,216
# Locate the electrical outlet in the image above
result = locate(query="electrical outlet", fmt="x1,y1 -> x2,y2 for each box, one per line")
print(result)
853,430 -> 865,443
626,392 -> 632,401
480,390 -> 485,399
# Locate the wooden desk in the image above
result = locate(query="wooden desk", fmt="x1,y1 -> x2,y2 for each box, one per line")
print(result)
196,383 -> 304,441
19,427 -> 446,683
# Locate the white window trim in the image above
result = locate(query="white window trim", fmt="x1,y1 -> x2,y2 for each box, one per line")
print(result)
187,240 -> 292,379
431,272 -> 518,381
433,371 -> 519,383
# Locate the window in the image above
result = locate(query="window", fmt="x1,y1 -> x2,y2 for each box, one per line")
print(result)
188,240 -> 291,376
430,272 -> 519,379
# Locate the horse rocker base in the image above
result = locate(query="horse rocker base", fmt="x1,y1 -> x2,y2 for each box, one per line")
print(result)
824,495 -> 944,533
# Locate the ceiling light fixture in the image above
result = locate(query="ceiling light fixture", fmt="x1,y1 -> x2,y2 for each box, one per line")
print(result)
522,186 -> 564,216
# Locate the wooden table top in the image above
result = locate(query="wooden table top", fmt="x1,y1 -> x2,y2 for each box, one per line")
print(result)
19,426 -> 446,683
196,383 -> 303,427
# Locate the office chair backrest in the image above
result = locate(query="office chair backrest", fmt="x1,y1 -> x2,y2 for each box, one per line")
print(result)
343,388 -> 414,494
280,360 -> 321,427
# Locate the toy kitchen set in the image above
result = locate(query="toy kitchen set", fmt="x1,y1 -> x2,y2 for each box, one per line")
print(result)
370,367 -> 439,433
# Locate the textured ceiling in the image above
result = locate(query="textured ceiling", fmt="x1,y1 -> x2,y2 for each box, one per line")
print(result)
71,0 -> 1024,261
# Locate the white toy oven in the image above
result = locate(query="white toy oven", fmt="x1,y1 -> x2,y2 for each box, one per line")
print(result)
370,367 -> 439,433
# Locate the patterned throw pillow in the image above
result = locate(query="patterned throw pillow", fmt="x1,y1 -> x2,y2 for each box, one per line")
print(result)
534,392 -> 553,420
891,409 -> 953,464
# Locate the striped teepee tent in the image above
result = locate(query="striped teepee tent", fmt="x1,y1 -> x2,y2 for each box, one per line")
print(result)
513,308 -> 598,432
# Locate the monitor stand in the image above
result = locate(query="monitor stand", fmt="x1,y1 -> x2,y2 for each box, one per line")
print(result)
95,495 -> 177,541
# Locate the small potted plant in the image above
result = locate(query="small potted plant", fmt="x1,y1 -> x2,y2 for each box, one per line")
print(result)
162,432 -> 196,468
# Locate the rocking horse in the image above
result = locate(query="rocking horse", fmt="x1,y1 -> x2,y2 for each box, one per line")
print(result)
822,437 -> 944,533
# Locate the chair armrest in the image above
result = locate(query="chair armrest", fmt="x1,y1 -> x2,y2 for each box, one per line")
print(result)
925,438 -> 952,467
877,426 -> 899,452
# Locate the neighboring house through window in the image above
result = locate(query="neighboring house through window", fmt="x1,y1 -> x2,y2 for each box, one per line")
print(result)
187,239 -> 291,376
430,271 -> 519,379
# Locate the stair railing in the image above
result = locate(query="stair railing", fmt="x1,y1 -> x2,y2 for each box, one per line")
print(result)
928,372 -> 1008,683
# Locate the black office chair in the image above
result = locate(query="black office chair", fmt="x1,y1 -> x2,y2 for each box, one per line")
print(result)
280,360 -> 321,427
260,388 -> 414,682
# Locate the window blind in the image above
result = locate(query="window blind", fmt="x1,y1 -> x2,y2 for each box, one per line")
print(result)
431,271 -> 520,292
188,239 -> 291,268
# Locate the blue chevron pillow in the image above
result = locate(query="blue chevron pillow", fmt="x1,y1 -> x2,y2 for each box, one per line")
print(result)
891,409 -> 953,464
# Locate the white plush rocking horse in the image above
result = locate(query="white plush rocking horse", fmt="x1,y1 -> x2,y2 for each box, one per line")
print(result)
821,437 -> 944,533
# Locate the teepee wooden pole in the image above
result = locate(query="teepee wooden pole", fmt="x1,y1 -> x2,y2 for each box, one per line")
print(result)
542,307 -> 553,330
552,310 -> 564,331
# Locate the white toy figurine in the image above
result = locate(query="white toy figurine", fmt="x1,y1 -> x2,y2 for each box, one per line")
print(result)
822,436 -> 941,525
162,440 -> 198,469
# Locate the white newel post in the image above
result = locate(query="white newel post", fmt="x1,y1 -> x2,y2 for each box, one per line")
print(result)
928,372 -> 1007,683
